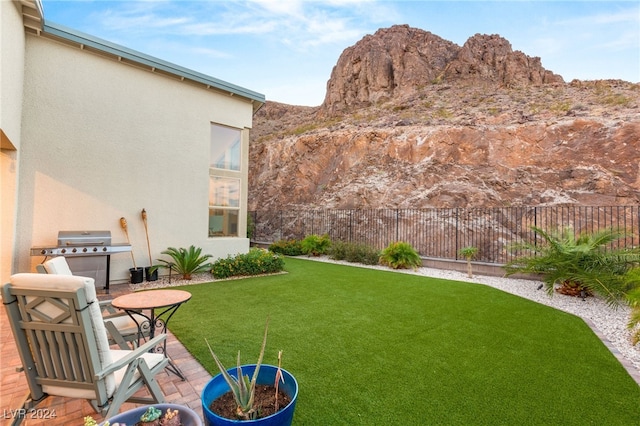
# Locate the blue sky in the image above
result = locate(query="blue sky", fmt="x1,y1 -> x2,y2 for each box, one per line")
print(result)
40,1 -> 639,106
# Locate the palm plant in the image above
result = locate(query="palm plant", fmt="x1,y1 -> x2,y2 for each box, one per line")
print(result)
156,245 -> 212,280
623,268 -> 640,345
505,227 -> 640,304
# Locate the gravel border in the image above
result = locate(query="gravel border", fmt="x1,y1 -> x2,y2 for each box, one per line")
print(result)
129,256 -> 640,384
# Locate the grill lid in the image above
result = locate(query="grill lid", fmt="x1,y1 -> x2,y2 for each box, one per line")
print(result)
57,230 -> 111,246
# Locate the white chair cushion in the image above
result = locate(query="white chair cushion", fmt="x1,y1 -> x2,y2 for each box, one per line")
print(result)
43,256 -> 73,275
106,312 -> 148,337
110,350 -> 166,391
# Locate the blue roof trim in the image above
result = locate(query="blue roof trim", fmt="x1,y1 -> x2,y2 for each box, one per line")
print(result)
41,21 -> 266,104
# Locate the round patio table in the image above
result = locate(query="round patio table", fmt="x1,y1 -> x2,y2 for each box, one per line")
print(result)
111,289 -> 192,380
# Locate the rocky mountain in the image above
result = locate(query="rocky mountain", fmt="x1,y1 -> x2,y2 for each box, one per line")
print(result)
321,26 -> 563,114
248,25 -> 640,212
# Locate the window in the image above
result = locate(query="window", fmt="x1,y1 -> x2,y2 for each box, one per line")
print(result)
208,208 -> 239,237
210,125 -> 241,171
209,177 -> 240,208
209,124 -> 242,237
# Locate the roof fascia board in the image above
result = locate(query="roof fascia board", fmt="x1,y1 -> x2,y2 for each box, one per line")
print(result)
41,21 -> 266,105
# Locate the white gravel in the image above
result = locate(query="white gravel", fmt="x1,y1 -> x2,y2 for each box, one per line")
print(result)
131,256 -> 640,383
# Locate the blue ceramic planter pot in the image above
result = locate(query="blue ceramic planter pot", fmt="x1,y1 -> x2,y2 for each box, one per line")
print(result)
202,364 -> 298,426
101,403 -> 203,426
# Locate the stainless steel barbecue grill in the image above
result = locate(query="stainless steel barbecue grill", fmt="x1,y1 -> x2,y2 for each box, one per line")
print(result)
30,230 -> 131,292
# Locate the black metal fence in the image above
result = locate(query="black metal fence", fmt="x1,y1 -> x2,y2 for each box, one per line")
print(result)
249,205 -> 640,264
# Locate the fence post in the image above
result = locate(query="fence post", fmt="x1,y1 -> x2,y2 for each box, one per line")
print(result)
455,208 -> 459,260
349,210 -> 353,243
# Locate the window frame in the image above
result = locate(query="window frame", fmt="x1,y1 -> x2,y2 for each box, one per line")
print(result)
209,123 -> 244,238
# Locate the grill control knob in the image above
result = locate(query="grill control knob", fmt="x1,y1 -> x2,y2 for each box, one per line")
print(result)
82,248 -> 88,253
93,247 -> 98,252
72,248 -> 77,253
40,249 -> 46,255
61,249 -> 66,254
102,247 -> 108,252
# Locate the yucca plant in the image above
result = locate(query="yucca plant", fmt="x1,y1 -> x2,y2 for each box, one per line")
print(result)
459,246 -> 479,278
155,245 -> 212,280
379,241 -> 422,270
205,319 -> 269,420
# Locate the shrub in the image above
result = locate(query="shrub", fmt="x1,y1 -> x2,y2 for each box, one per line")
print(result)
268,239 -> 304,256
329,241 -> 380,265
379,242 -> 422,270
504,227 -> 640,302
211,248 -> 285,279
301,234 -> 331,256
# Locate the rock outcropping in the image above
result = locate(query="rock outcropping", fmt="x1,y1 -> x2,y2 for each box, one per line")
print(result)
322,25 -> 563,114
249,26 -> 640,212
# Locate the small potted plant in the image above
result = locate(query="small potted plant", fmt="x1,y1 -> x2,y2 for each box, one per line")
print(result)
86,403 -> 202,426
201,319 -> 298,426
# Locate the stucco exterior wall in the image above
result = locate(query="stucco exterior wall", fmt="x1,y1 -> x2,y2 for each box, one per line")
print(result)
0,1 -> 26,284
0,1 -> 25,146
15,33 -> 255,283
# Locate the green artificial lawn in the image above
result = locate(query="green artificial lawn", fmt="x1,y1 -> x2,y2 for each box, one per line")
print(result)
168,258 -> 640,425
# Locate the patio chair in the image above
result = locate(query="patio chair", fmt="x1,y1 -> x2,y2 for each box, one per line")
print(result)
40,256 -> 148,348
2,273 -> 168,425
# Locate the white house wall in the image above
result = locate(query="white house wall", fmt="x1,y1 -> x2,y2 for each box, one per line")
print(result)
15,33 -> 255,282
0,1 -> 26,148
0,1 -> 27,283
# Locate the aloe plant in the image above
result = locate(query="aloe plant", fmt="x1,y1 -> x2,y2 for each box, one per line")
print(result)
205,319 -> 269,420
156,245 -> 212,280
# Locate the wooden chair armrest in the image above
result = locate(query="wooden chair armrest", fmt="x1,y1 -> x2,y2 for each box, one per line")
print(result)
102,310 -> 129,320
99,300 -> 119,315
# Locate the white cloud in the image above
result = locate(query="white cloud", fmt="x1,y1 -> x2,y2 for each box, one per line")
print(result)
91,0 -> 396,50
247,0 -> 306,17
556,7 -> 639,26
595,29 -> 640,51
